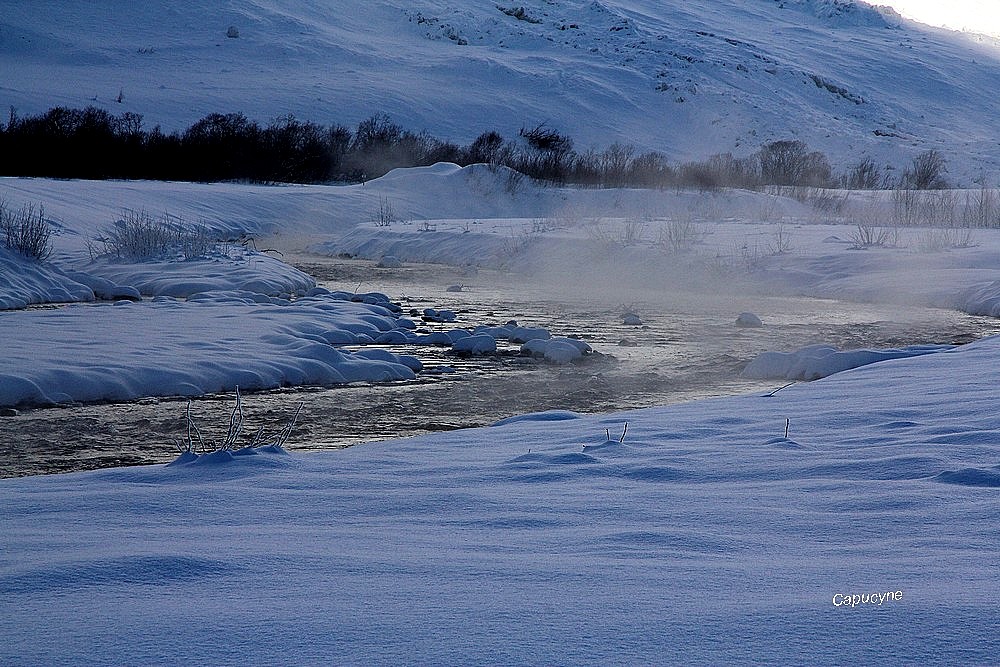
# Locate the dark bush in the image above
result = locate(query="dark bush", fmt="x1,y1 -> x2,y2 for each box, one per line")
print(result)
842,157 -> 887,189
902,150 -> 948,190
758,140 -> 831,187
516,124 -> 574,182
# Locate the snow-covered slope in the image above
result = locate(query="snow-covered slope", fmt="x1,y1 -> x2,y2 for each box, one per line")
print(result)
2,1 -> 999,179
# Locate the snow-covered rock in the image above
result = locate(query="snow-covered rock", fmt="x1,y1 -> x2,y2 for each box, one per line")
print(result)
623,313 -> 643,326
451,333 -> 497,355
735,312 -> 764,328
521,336 -> 593,363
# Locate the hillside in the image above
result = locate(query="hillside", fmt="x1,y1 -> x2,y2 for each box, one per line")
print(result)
1,0 -> 999,179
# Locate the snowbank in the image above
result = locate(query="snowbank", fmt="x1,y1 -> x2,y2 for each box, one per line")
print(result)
83,252 -> 315,298
0,248 -> 94,309
2,332 -> 998,665
742,343 -> 953,380
0,291 -> 416,407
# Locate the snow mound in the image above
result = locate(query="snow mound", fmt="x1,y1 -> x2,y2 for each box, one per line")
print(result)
956,280 -> 1000,318
742,343 -> 954,380
735,312 -> 763,328
932,467 -> 1000,488
521,337 -> 592,364
452,333 -> 497,355
167,445 -> 294,474
0,292 -> 418,407
86,253 -> 315,298
0,248 -> 95,309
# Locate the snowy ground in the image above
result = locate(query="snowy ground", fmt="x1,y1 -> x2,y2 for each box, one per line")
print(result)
2,166 -> 999,662
1,331 -> 997,665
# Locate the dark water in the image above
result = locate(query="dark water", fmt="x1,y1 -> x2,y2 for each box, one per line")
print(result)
3,255 -> 998,478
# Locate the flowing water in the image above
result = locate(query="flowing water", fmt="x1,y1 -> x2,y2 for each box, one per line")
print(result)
3,254 -> 999,478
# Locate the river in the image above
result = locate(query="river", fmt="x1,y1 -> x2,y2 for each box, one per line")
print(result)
2,254 -> 998,477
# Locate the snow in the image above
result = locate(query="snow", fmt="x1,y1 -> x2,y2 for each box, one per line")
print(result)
2,1 -> 1000,179
451,333 -> 498,355
0,291 -> 424,407
0,246 -> 94,309
522,336 -> 594,364
2,333 -> 998,664
3,2 -> 1000,661
735,311 -> 764,328
742,342 -> 953,380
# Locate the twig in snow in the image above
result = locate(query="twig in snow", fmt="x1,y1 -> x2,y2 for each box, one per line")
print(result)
221,386 -> 245,450
763,381 -> 797,398
273,402 -> 303,448
184,400 -> 204,453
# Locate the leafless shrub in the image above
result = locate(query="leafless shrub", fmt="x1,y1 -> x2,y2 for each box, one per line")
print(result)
505,168 -> 525,194
500,227 -> 538,259
175,388 -> 303,454
0,200 -> 53,261
619,216 -> 647,246
790,186 -> 850,215
758,140 -> 832,187
901,150 -> 948,190
655,219 -> 701,253
920,190 -> 958,227
373,196 -> 396,227
93,209 -> 213,262
767,224 -> 793,255
757,195 -> 781,223
842,157 -> 889,189
890,188 -> 920,227
962,186 -> 999,228
917,226 -> 977,252
719,239 -> 765,273
849,222 -> 897,248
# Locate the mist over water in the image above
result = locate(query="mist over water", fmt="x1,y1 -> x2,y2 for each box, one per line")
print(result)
4,252 -> 998,478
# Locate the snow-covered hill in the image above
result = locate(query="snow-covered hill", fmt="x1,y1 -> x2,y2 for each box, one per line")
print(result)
2,1 -> 999,180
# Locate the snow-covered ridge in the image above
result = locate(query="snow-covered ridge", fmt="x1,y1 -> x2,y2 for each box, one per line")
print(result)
2,1 -> 999,179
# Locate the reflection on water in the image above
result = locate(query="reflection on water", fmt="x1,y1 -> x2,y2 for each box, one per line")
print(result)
3,256 -> 998,478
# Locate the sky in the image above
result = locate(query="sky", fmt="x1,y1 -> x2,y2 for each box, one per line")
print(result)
875,0 -> 1000,37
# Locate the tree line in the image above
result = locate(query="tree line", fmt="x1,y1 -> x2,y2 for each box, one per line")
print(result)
0,106 -> 949,190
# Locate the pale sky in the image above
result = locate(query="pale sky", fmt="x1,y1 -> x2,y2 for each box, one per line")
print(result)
874,1 -> 1000,37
